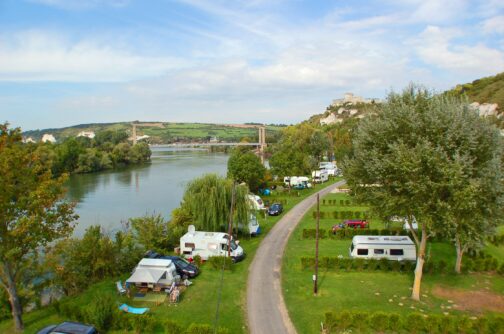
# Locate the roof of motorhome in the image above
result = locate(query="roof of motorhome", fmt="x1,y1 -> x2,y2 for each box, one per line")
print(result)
352,235 -> 414,245
138,258 -> 174,268
181,230 -> 229,240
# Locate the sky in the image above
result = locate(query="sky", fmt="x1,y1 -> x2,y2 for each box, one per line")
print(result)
1,0 -> 504,131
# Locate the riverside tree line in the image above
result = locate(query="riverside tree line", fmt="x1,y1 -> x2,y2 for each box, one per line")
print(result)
1,84 -> 503,331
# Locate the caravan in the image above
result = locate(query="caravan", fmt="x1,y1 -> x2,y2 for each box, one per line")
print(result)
247,194 -> 265,211
311,170 -> 329,183
283,176 -> 312,189
180,225 -> 245,262
349,235 -> 416,261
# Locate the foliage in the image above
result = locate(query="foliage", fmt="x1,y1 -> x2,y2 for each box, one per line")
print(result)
227,147 -> 266,192
44,226 -> 143,295
206,256 -> 235,271
179,174 -> 250,233
129,214 -> 171,253
342,84 -> 503,298
0,123 -> 78,331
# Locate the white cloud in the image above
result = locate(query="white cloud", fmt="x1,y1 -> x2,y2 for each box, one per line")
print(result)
28,0 -> 129,10
0,31 -> 187,82
412,26 -> 504,74
482,15 -> 504,35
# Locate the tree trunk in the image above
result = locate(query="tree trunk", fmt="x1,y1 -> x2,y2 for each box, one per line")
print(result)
1,262 -> 24,331
454,236 -> 463,274
411,224 -> 427,301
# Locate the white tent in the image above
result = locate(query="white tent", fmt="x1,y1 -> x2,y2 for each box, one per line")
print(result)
126,268 -> 166,284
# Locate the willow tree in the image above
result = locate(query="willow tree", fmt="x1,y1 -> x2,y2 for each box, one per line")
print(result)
343,85 -> 503,300
180,174 -> 250,233
0,123 -> 77,331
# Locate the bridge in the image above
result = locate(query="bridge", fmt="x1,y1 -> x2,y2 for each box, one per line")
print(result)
133,122 -> 268,163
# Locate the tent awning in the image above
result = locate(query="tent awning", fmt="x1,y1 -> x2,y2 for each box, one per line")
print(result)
126,268 -> 165,284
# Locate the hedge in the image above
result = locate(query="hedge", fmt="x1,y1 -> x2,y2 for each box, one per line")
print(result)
311,210 -> 371,219
302,228 -> 407,239
323,311 -> 504,334
300,256 -> 503,275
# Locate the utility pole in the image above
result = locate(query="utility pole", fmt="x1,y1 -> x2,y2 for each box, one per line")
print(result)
227,182 -> 236,257
314,193 -> 320,294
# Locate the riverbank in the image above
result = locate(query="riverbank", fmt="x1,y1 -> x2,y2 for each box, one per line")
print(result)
0,179 -> 341,333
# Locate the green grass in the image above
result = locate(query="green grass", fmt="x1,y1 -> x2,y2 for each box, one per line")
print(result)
282,192 -> 504,334
0,179 -> 341,334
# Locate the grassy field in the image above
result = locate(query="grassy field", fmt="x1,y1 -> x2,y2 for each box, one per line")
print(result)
0,179 -> 340,334
282,192 -> 504,334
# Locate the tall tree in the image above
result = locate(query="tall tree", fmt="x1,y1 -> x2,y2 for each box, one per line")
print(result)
343,86 -> 502,300
180,174 -> 250,233
227,147 -> 266,192
0,123 -> 77,331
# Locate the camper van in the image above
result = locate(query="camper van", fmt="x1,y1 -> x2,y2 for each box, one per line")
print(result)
283,176 -> 312,189
247,194 -> 265,211
319,162 -> 338,176
311,170 -> 329,183
349,235 -> 416,261
180,225 -> 245,262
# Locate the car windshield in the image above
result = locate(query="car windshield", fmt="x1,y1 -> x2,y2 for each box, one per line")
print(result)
271,204 -> 280,209
230,240 -> 238,251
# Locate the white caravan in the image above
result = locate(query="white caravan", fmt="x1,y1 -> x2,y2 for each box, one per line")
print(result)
236,213 -> 261,236
319,162 -> 338,176
349,235 -> 416,261
283,176 -> 312,188
180,225 -> 245,262
247,194 -> 265,211
311,170 -> 329,183
126,258 -> 180,289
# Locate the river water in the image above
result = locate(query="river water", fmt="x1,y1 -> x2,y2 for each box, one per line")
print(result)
65,147 -> 228,236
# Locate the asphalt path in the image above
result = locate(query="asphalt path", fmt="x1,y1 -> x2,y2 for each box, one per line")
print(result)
246,180 -> 346,334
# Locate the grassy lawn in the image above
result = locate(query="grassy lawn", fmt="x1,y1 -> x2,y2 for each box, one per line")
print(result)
283,192 -> 504,334
0,179 -> 340,334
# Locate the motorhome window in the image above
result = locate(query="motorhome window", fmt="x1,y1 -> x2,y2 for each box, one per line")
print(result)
374,249 -> 384,255
221,244 -> 228,251
230,240 -> 238,251
390,249 -> 404,256
185,243 -> 195,249
357,249 -> 368,255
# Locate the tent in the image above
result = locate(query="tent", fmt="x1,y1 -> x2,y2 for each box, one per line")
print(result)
126,268 -> 166,284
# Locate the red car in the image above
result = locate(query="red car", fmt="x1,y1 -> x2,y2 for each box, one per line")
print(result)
332,219 -> 369,233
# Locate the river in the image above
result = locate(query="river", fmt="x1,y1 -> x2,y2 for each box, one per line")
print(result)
65,147 -> 228,236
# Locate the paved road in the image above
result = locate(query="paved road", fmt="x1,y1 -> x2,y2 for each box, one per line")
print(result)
246,180 -> 346,334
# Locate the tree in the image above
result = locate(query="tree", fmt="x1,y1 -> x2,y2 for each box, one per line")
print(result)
129,214 -> 171,252
0,123 -> 77,331
179,174 -> 250,233
343,85 -> 503,300
227,148 -> 266,192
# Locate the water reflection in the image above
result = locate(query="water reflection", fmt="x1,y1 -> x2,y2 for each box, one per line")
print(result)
66,148 -> 228,236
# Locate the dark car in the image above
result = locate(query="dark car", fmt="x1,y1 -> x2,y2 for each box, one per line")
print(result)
267,203 -> 284,216
36,322 -> 98,334
144,250 -> 199,278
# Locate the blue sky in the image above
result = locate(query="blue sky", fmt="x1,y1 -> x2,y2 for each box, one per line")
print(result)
1,0 -> 504,130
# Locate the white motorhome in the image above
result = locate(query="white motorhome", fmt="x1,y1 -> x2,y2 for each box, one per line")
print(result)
247,194 -> 265,211
237,213 -> 261,236
126,258 -> 180,289
349,235 -> 416,261
311,170 -> 329,183
180,225 -> 245,262
319,162 -> 338,176
283,176 -> 312,189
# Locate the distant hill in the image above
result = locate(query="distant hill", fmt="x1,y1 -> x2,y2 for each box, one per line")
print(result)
23,122 -> 283,144
446,72 -> 504,107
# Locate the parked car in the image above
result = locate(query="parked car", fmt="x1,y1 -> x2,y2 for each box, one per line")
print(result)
332,219 -> 369,233
267,203 -> 284,216
144,250 -> 199,278
36,322 -> 98,334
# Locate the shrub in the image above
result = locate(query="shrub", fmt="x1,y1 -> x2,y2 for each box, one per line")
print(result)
352,258 -> 366,271
186,323 -> 213,334
473,317 -> 489,334
337,311 -> 353,331
340,200 -> 344,206
193,255 -> 202,265
84,295 -> 115,331
388,313 -> 401,332
164,320 -> 184,334
324,312 -> 338,332
370,312 -> 388,332
425,314 -> 441,334
351,311 -> 368,332
130,314 -> 156,334
489,315 -> 504,334
456,316 -> 473,334
407,313 -> 426,334
438,315 -> 456,334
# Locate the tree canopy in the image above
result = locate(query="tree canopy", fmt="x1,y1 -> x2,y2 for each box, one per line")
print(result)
0,123 -> 78,331
227,147 -> 266,192
343,85 -> 504,300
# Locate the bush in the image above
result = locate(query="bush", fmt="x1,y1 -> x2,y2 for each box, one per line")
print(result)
425,314 -> 441,334
370,312 -> 388,332
388,313 -> 401,332
438,315 -> 456,334
437,260 -> 448,274
164,320 -> 184,334
473,317 -> 489,334
337,311 -> 353,331
351,311 -> 368,332
456,316 -> 473,334
489,315 -> 504,334
207,256 -> 234,271
407,313 -> 425,334
84,295 -> 115,331
130,314 -> 156,334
